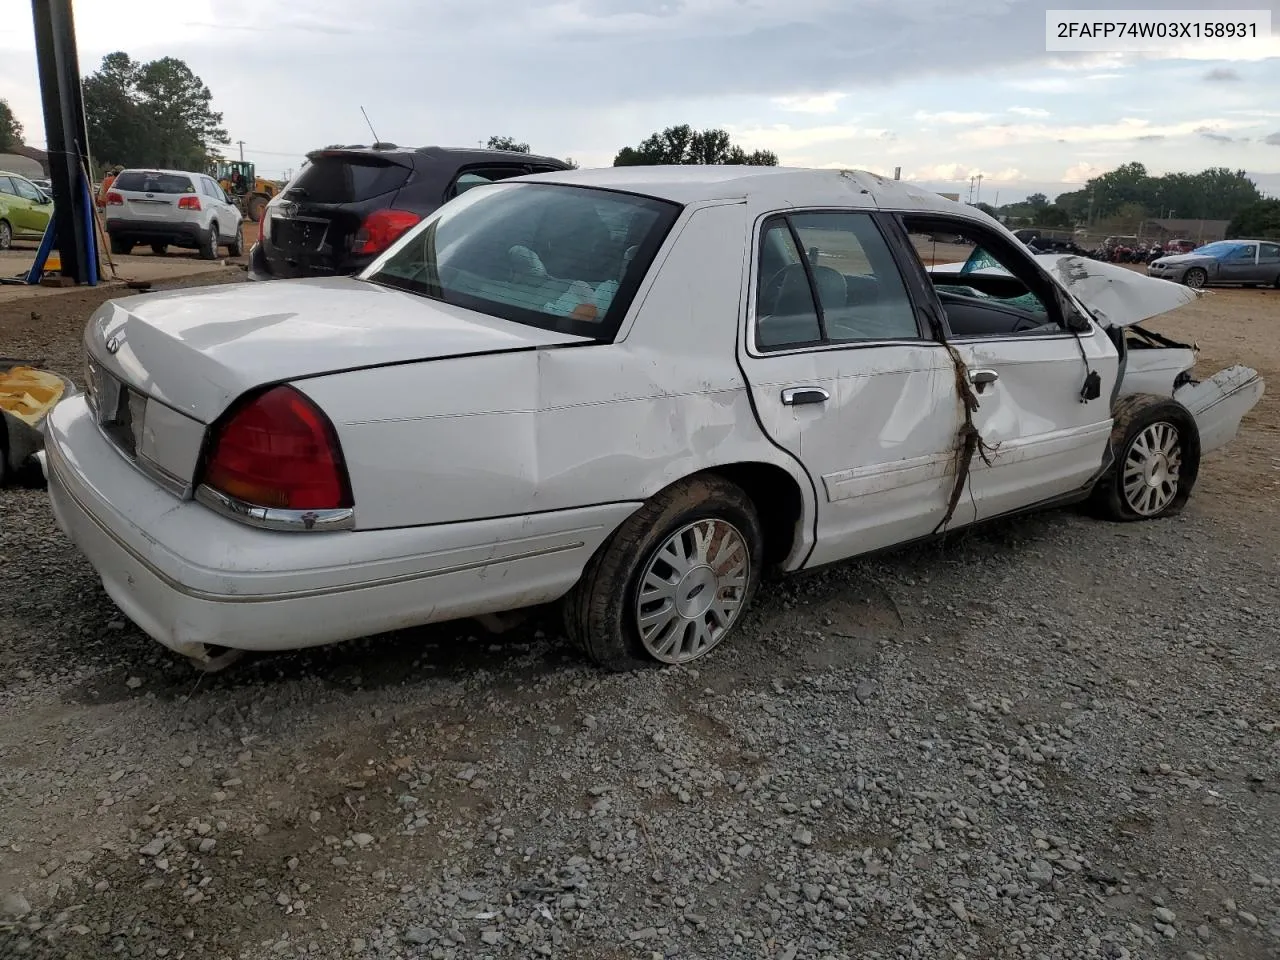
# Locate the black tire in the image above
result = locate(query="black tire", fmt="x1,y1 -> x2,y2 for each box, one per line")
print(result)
150,243 -> 168,256
1089,393 -> 1201,522
198,225 -> 218,260
109,235 -> 134,256
1273,274 -> 1280,290
562,473 -> 763,672
1183,267 -> 1207,289
0,220 -> 11,250
226,226 -> 243,258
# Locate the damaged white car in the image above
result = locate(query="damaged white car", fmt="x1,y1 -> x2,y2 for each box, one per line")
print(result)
44,168 -> 1265,671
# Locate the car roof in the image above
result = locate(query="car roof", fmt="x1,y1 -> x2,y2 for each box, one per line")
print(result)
306,145 -> 570,168
507,165 -> 979,213
0,170 -> 36,181
116,168 -> 205,178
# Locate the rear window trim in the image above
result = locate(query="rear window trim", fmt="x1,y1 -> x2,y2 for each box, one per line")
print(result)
366,181 -> 685,344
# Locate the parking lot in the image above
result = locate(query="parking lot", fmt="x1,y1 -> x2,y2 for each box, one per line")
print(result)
0,265 -> 1277,959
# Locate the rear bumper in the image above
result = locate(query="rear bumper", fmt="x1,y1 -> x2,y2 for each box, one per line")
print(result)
248,241 -> 372,281
105,218 -> 203,245
1176,365 -> 1265,455
45,394 -> 637,660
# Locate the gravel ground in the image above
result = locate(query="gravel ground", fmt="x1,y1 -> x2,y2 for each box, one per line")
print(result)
0,277 -> 1277,960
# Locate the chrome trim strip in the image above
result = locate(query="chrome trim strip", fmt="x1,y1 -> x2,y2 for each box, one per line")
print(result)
195,484 -> 355,532
47,439 -> 588,605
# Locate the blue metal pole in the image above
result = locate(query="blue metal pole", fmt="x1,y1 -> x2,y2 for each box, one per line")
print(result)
80,171 -> 98,286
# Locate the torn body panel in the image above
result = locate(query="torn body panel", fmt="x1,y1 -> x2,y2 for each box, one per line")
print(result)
1176,365 -> 1265,455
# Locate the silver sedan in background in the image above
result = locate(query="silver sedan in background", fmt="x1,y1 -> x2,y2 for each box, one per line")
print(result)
1148,239 -> 1280,289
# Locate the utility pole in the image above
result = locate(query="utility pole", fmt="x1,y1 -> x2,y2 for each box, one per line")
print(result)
32,0 -> 93,284
975,174 -> 984,204
237,140 -> 245,162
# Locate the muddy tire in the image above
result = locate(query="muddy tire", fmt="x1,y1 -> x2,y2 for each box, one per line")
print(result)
562,474 -> 763,672
0,220 -> 11,250
1089,393 -> 1201,522
198,226 -> 218,260
247,194 -> 267,223
1183,267 -> 1207,289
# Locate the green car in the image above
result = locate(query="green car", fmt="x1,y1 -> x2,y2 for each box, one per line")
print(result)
0,171 -> 54,250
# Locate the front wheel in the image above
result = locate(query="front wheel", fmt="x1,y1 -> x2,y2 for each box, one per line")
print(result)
1183,267 -> 1207,289
562,474 -> 763,671
1090,394 -> 1201,522
150,243 -> 168,256
0,220 -> 11,250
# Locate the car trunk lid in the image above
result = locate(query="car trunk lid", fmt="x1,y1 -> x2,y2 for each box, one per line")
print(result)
84,275 -> 587,431
111,171 -> 196,220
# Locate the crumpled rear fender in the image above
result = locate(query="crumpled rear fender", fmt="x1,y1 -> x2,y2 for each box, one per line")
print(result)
1174,365 -> 1265,455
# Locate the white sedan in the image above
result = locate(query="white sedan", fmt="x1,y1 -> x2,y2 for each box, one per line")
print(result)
44,167 -> 1265,671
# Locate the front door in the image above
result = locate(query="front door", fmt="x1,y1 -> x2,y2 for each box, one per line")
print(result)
738,210 -> 969,568
892,214 -> 1120,521
1219,242 -> 1261,283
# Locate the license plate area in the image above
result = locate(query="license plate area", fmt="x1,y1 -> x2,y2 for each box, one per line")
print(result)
87,357 -> 145,458
272,216 -> 329,253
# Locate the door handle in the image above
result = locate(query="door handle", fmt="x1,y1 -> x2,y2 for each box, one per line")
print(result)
781,386 -> 830,406
968,369 -> 999,388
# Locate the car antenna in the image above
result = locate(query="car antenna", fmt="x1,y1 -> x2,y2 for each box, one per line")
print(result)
360,105 -> 382,145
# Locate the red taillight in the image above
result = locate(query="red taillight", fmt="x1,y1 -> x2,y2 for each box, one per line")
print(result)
201,385 -> 352,512
351,209 -> 421,256
178,195 -> 202,210
106,191 -> 124,205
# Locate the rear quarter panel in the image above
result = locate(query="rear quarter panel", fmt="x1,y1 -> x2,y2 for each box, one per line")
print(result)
295,201 -> 816,549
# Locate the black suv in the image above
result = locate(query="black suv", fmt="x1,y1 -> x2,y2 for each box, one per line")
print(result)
248,145 -> 573,281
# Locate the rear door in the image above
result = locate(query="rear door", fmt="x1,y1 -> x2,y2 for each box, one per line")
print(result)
268,151 -> 413,268
1259,242 -> 1280,284
738,209 -> 968,568
894,213 -> 1119,521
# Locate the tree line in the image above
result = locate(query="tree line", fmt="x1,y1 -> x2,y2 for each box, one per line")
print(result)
10,58 -> 1277,240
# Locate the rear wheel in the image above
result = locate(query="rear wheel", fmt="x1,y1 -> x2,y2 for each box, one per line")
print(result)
198,225 -> 218,260
150,243 -> 168,256
562,474 -> 762,671
1183,267 -> 1207,289
109,235 -> 133,256
1089,394 -> 1201,521
246,194 -> 267,223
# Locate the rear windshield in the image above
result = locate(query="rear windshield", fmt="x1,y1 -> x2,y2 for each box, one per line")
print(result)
365,183 -> 681,341
114,172 -> 194,194
284,155 -> 410,204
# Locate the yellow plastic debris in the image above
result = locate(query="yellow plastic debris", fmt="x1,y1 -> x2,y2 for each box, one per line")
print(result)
0,366 -> 66,426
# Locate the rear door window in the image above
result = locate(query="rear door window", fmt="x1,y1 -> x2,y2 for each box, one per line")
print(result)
0,177 -> 16,196
114,172 -> 195,194
285,155 -> 410,204
447,165 -> 530,200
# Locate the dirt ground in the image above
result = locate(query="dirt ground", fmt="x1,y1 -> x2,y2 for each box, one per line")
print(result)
0,266 -> 1277,959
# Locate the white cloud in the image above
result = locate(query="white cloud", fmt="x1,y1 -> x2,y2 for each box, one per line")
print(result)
724,123 -> 892,151
1008,106 -> 1050,118
956,116 -> 1258,148
771,92 -> 846,114
904,164 -> 1023,183
912,110 -> 994,125
1063,163 -> 1107,183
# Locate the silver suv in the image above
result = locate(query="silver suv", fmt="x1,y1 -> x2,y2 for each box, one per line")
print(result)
104,168 -> 243,259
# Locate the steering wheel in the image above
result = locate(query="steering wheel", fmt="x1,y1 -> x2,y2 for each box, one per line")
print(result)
760,262 -> 844,315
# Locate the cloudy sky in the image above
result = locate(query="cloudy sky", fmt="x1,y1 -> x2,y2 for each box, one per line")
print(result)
3,0 -> 1279,202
